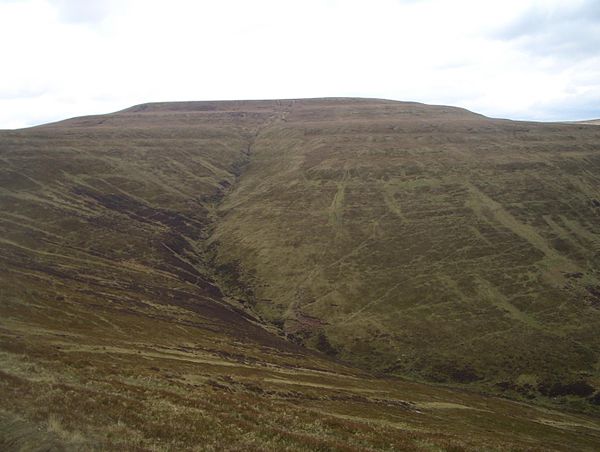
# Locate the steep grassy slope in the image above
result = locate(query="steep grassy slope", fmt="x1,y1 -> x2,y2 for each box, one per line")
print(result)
0,100 -> 290,349
211,98 -> 600,409
1,98 -> 600,449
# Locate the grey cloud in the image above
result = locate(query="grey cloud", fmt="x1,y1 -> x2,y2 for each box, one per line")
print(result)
496,1 -> 600,39
493,1 -> 600,59
524,90 -> 600,121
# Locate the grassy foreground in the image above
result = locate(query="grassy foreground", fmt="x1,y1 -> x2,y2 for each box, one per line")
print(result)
2,301 -> 600,451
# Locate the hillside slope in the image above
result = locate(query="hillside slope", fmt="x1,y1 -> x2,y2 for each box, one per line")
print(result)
210,99 -> 600,406
1,98 -> 600,449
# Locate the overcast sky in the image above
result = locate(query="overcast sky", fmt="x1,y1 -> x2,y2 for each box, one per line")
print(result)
1,0 -> 599,128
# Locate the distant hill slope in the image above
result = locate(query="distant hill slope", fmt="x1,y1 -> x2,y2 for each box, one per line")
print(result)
1,98 -> 600,449
210,99 -> 600,403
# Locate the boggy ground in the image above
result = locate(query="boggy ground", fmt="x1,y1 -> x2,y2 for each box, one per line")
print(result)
1,98 -> 600,450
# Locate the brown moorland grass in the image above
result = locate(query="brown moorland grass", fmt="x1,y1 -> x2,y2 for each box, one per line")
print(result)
1,98 -> 600,449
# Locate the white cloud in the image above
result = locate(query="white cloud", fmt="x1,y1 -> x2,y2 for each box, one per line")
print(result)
1,0 -> 599,128
49,0 -> 116,24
